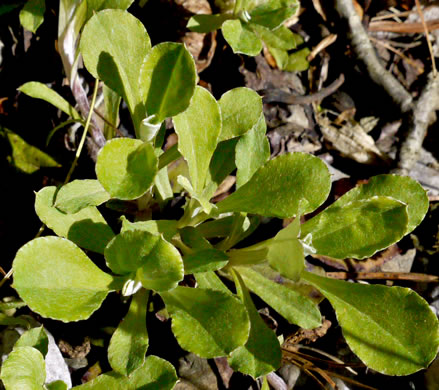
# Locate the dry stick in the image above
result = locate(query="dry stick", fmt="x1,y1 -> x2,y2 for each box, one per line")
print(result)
369,36 -> 424,75
326,271 -> 439,283
393,73 -> 439,175
334,0 -> 413,113
266,372 -> 288,390
262,73 -> 345,104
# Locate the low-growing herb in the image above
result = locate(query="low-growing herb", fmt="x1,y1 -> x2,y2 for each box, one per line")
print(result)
4,7 -> 438,390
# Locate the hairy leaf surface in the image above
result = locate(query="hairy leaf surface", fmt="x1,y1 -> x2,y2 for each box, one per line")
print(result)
108,289 -> 149,375
236,267 -> 321,329
161,286 -> 250,358
173,86 -> 221,194
228,270 -> 281,377
13,237 -> 114,321
96,138 -> 157,200
217,153 -> 330,218
55,179 -> 110,213
141,42 -> 196,124
35,186 -> 114,253
303,271 -> 439,375
301,196 -> 408,259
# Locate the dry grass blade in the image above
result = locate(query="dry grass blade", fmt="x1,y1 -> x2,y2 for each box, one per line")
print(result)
415,0 -> 437,76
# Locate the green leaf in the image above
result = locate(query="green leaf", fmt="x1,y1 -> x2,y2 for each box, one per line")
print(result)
217,153 -> 331,218
249,1 -> 298,29
108,289 -> 149,375
2,128 -> 61,174
202,138 -> 239,200
180,226 -> 212,250
121,217 -> 177,242
46,380 -> 68,390
235,113 -> 270,187
177,175 -> 213,213
301,196 -> 408,260
161,286 -> 250,358
327,174 -> 428,235
13,237 -> 114,321
105,230 -> 183,291
222,19 -> 263,56
15,326 -> 48,357
196,216 -> 236,238
18,82 -> 81,121
35,186 -> 114,253
74,355 -> 177,389
194,271 -> 232,294
173,86 -> 221,194
285,47 -> 310,72
251,24 -> 297,50
86,0 -> 134,20
215,213 -> 260,251
80,9 -> 151,131
268,47 -> 288,69
229,270 -> 281,378
141,42 -> 196,124
302,271 -> 439,375
219,87 -> 263,141
235,266 -> 321,329
96,138 -> 158,200
102,84 -> 121,139
267,217 -> 304,281
0,347 -> 45,390
183,249 -> 229,274
187,14 -> 230,33
19,0 -> 45,33
55,179 -> 110,214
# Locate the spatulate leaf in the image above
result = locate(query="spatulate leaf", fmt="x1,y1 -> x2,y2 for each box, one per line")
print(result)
13,237 -> 114,321
235,267 -> 321,329
218,87 -> 263,141
301,196 -> 409,259
161,286 -> 250,358
108,289 -> 149,375
217,153 -> 331,218
35,186 -> 114,254
141,42 -> 196,124
0,347 -> 45,390
228,270 -> 281,378
302,271 -> 439,375
55,179 -> 110,213
173,86 -> 221,194
96,138 -> 158,200
327,174 -> 428,235
80,9 -> 151,130
105,230 -> 183,291
222,19 -> 263,56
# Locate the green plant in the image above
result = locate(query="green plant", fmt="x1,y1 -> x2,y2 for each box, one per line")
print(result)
188,0 -> 310,71
3,7 -> 439,389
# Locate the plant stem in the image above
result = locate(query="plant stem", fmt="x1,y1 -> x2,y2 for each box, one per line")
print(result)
158,144 -> 181,170
64,79 -> 100,185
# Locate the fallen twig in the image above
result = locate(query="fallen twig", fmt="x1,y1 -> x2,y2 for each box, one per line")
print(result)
335,0 -> 413,112
393,73 -> 439,175
262,74 -> 345,105
326,271 -> 439,283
